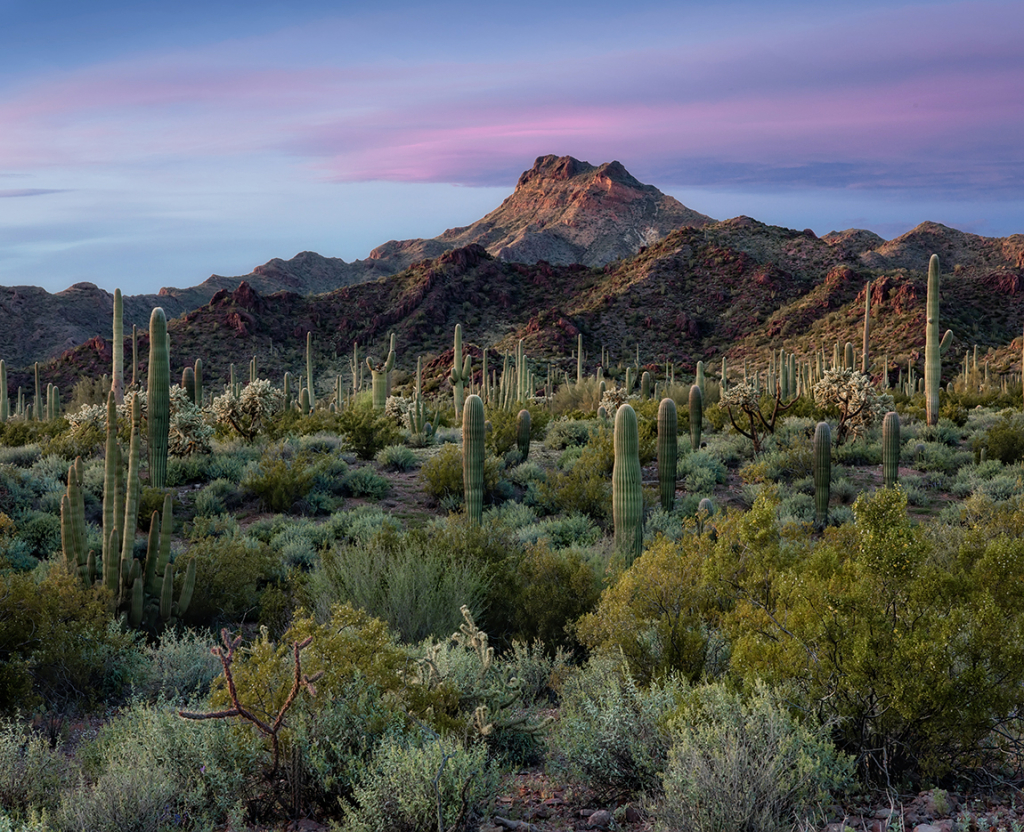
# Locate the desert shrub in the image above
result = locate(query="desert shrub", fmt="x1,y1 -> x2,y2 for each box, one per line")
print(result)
901,439 -> 970,475
723,487 -> 1024,782
337,405 -> 401,460
576,533 -> 719,685
483,500 -> 538,531
194,477 -> 244,517
14,510 -> 61,560
132,628 -> 221,703
677,450 -> 726,495
512,542 -> 603,652
341,734 -> 498,832
0,566 -> 145,714
374,444 -> 417,471
0,720 -> 78,820
241,450 -> 316,513
516,512 -> 600,549
71,699 -> 264,828
550,654 -> 681,801
0,446 -> 41,469
643,499 -> 703,541
653,681 -> 854,832
311,529 -> 490,642
980,411 -> 1024,465
506,460 -> 544,487
544,417 -> 600,449
339,465 -> 390,500
418,443 -> 503,507
177,534 -> 286,628
917,417 -> 964,447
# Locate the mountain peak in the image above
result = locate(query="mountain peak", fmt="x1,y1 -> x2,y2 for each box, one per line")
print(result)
515,155 -> 642,191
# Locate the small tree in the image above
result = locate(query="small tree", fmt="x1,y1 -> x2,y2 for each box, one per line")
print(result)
812,368 -> 893,445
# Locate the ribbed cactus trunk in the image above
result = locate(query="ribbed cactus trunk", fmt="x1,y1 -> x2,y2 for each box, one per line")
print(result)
182,366 -> 196,404
882,411 -> 900,488
0,359 -> 7,422
450,324 -> 471,416
640,371 -> 652,400
814,421 -> 831,528
33,363 -> 40,421
657,397 -> 677,512
462,394 -> 485,524
925,254 -> 954,426
862,280 -> 871,375
194,358 -> 203,406
689,384 -> 703,451
516,408 -> 531,461
367,341 -> 396,411
306,331 -> 315,411
102,392 -> 121,594
695,360 -> 705,396
147,308 -> 170,488
113,288 -> 124,404
613,404 -> 643,561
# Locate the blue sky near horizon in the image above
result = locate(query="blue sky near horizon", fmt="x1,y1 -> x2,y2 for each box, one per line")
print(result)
1,0 -> 1022,294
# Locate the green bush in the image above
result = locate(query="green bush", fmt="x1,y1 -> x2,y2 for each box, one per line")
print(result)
341,734 -> 498,832
981,411 -> 1024,464
337,406 -> 401,460
0,720 -> 78,820
178,534 -> 286,628
418,443 -> 503,508
374,444 -> 417,471
654,682 -> 853,832
194,478 -> 244,517
544,417 -> 600,449
550,654 -> 681,801
311,528 -> 491,642
339,466 -> 390,500
241,450 -> 316,513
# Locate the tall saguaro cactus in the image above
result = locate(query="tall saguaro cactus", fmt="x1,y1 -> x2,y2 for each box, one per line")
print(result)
366,336 -> 396,411
147,307 -> 170,488
462,394 -> 485,524
613,403 -> 643,561
882,411 -> 900,488
306,331 -> 315,411
113,288 -> 124,404
925,254 -> 954,426
516,408 -> 531,461
862,280 -> 871,375
689,384 -> 703,451
657,397 -> 678,511
813,421 -> 831,528
450,324 -> 471,416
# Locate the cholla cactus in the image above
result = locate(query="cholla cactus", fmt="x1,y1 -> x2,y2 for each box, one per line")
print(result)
168,385 -> 213,456
812,367 -> 893,445
720,379 -> 793,453
212,379 -> 283,440
599,386 -> 638,414
384,395 -> 415,427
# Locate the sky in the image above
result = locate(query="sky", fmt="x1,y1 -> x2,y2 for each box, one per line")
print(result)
1,0 -> 1022,295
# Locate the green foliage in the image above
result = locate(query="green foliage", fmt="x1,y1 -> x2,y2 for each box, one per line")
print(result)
418,443 -> 503,508
0,720 -> 78,820
550,654 -> 681,801
512,542 -> 603,653
677,450 -> 726,494
576,534 -> 718,685
0,565 -> 138,714
194,477 -> 244,517
339,465 -> 390,500
979,411 -> 1024,464
544,416 -> 601,449
337,404 -> 401,460
340,734 -> 498,832
177,533 -> 286,628
374,443 -> 417,471
723,487 -> 1024,782
310,528 -> 491,643
241,449 -> 316,513
654,681 -> 853,832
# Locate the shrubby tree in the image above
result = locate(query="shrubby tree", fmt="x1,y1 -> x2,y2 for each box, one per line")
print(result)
212,379 -> 283,441
813,368 -> 893,445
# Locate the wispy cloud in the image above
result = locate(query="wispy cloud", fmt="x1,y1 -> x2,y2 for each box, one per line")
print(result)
0,189 -> 67,198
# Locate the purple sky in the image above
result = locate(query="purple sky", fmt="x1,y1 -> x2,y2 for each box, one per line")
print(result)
1,0 -> 1022,295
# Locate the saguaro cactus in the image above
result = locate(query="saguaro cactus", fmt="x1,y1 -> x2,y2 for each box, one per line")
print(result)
462,394 -> 485,524
613,403 -> 643,561
366,337 -> 396,411
0,360 -> 7,422
194,358 -> 203,406
516,408 -> 531,461
147,307 -> 170,488
862,280 -> 871,375
113,288 -> 124,403
450,324 -> 471,416
814,421 -> 831,528
882,411 -> 900,488
306,331 -> 315,410
925,254 -> 954,426
689,384 -> 703,450
657,397 -> 677,511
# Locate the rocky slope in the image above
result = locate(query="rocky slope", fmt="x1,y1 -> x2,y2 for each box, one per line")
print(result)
31,216 -> 1024,403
